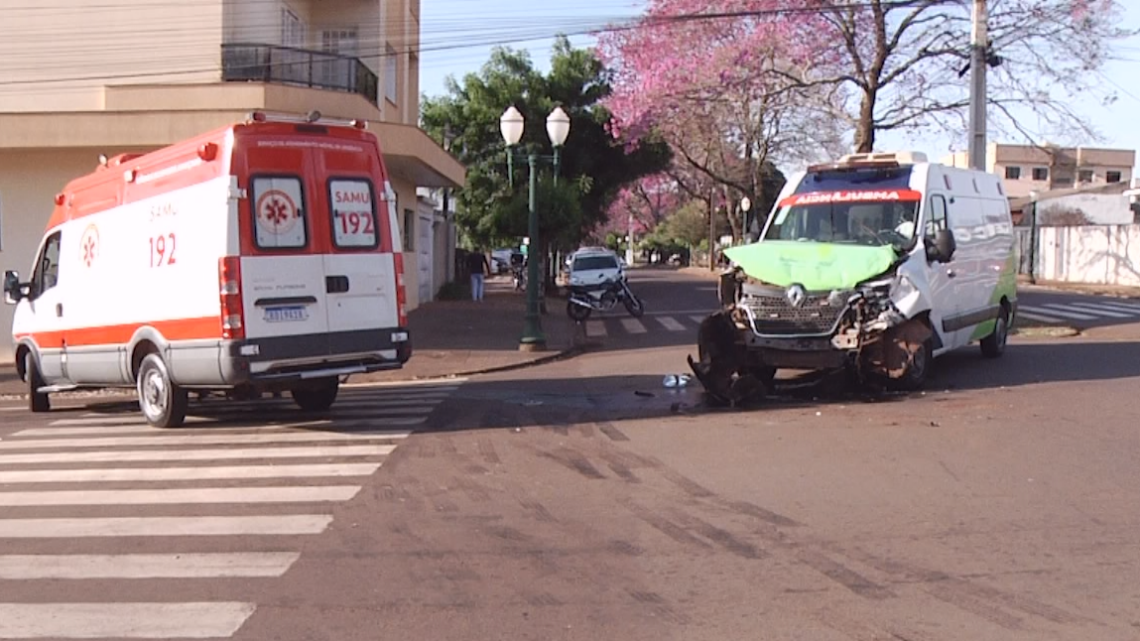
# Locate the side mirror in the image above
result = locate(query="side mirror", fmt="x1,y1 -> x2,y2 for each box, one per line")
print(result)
926,229 -> 956,263
3,270 -> 22,304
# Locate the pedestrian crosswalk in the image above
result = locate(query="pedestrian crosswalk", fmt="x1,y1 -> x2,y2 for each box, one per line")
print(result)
1017,299 -> 1140,324
0,378 -> 461,640
583,310 -> 711,338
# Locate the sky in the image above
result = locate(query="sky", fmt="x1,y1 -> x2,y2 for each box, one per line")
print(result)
418,0 -> 1140,174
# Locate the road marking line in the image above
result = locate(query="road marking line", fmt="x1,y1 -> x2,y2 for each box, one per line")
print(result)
1,430 -> 410,449
0,462 -> 381,484
0,602 -> 256,638
689,315 -> 707,325
1016,311 -> 1063,323
1069,301 -> 1140,315
1064,302 -> 1133,318
0,485 -> 363,506
620,318 -> 647,334
0,552 -> 300,579
0,515 -> 333,538
1020,304 -> 1097,320
656,316 -> 687,331
0,443 -> 394,464
1081,299 -> 1140,310
585,320 -> 607,337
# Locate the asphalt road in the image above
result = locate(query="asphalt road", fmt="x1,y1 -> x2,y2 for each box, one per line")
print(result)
1,271 -> 1139,640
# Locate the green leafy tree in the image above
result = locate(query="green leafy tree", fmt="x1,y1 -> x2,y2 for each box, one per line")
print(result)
420,36 -> 670,255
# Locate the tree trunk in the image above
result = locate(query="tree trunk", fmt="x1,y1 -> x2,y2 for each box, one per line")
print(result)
854,87 -> 878,153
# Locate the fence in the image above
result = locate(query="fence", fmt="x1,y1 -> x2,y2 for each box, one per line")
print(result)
1016,224 -> 1140,287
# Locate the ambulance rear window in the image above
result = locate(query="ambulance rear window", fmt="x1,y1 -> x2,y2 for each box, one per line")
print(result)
251,176 -> 309,250
328,178 -> 379,248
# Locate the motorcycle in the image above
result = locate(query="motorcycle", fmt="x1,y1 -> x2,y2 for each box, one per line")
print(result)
511,263 -> 527,291
566,273 -> 644,321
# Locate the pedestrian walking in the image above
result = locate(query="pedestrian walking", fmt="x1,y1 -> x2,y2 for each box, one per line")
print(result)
466,248 -> 491,301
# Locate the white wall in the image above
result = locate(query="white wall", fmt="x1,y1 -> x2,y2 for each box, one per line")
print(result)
1036,193 -> 1134,225
1032,224 -> 1140,287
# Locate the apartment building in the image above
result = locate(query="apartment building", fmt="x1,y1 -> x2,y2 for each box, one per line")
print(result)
0,0 -> 464,360
942,143 -> 1135,199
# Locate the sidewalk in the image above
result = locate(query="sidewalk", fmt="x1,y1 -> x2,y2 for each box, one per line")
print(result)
0,276 -> 581,399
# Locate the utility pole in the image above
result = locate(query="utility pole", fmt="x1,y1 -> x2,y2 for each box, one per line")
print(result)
967,0 -> 988,170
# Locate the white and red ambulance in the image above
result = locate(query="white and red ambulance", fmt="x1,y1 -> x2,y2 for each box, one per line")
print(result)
3,111 -> 412,427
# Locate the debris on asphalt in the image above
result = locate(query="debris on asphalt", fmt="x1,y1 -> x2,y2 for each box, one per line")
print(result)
634,390 -> 655,398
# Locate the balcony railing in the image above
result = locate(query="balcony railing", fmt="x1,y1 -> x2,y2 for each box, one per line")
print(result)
221,43 -> 379,107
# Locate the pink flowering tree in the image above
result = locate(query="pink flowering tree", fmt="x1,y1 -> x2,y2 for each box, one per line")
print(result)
597,0 -> 846,242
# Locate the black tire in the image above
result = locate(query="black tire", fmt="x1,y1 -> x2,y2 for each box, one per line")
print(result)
980,306 -> 1010,359
890,338 -> 933,392
624,294 -> 645,317
136,353 -> 188,428
291,377 -> 339,412
25,352 -> 50,413
567,300 -> 592,321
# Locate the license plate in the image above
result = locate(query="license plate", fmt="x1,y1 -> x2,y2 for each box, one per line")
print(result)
264,305 -> 308,323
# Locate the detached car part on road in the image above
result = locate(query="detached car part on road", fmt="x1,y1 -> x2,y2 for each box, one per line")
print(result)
689,151 -> 1019,405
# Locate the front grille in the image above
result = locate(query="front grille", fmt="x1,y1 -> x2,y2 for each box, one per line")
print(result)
742,290 -> 851,335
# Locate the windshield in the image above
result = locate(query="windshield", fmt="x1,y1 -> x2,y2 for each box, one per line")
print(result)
572,255 -> 619,271
763,190 -> 920,250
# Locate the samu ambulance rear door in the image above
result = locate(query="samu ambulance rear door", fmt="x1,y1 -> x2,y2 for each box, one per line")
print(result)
238,141 -> 331,355
316,142 -> 400,351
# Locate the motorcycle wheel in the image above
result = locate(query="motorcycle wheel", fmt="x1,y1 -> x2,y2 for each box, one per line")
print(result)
567,300 -> 592,321
624,295 -> 645,317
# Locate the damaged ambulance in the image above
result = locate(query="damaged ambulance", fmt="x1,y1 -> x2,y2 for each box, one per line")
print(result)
688,151 -> 1018,405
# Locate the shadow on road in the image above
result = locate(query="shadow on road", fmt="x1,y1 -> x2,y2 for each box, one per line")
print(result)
58,336 -> 1139,432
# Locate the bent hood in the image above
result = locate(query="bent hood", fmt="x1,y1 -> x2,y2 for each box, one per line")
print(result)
723,241 -> 897,291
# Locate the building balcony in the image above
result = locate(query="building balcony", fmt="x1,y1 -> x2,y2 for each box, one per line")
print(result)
221,43 -> 378,107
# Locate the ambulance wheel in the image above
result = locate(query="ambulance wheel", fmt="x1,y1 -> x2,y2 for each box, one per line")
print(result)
137,353 -> 188,428
291,377 -> 339,412
980,306 -> 1010,359
890,338 -> 933,392
25,353 -> 50,413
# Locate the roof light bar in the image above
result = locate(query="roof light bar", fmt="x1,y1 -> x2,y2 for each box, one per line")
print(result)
245,110 -> 368,129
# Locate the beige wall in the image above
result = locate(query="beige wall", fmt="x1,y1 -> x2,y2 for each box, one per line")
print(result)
0,0 -> 224,112
0,149 -> 124,360
224,0 -> 280,43
388,175 -> 422,309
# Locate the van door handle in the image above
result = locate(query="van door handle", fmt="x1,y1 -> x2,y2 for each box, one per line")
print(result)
326,275 -> 350,293
55,303 -> 63,317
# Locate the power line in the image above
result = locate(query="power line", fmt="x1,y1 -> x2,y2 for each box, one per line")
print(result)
0,0 -> 958,89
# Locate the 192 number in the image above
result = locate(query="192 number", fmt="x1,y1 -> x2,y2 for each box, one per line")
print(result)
338,212 -> 375,236
149,233 -> 177,267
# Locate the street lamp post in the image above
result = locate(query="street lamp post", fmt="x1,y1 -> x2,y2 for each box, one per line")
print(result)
500,105 -> 571,352
740,196 -> 752,243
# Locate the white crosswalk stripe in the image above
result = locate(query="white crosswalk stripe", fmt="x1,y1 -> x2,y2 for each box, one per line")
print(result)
656,316 -> 687,331
586,320 -> 607,337
0,380 -> 461,640
1018,300 -> 1140,323
620,318 -> 647,334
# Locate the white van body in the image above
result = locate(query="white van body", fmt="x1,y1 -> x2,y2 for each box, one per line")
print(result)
694,151 -> 1018,403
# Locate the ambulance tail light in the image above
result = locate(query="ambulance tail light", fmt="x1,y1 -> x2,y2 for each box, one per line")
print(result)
393,254 -> 408,327
218,256 -> 245,340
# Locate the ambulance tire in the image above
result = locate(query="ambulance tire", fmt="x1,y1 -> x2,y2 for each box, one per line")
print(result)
25,353 -> 50,413
291,377 -> 339,412
136,353 -> 188,428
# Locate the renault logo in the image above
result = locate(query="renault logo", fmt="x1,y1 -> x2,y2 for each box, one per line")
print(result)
786,283 -> 807,308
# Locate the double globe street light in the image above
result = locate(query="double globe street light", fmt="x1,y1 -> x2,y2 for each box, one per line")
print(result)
500,104 -> 571,352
